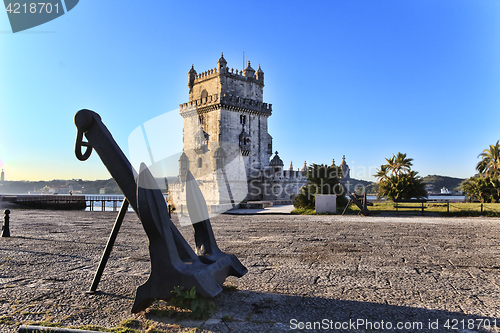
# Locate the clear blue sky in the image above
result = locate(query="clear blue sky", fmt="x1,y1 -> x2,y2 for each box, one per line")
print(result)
1,0 -> 499,181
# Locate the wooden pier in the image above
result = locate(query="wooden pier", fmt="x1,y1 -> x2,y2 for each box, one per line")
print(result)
0,195 -> 126,211
1,195 -> 87,210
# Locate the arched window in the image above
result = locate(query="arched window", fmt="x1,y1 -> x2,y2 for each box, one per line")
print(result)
201,89 -> 208,101
197,157 -> 203,168
214,147 -> 226,170
194,128 -> 209,154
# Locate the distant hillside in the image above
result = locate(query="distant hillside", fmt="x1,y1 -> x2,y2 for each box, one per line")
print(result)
422,175 -> 465,193
346,175 -> 467,195
0,179 -> 122,194
345,178 -> 377,195
0,175 -> 465,196
0,177 -> 175,195
348,178 -> 373,187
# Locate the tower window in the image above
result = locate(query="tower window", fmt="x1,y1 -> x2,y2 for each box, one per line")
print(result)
240,114 -> 246,125
197,158 -> 203,168
201,89 -> 208,100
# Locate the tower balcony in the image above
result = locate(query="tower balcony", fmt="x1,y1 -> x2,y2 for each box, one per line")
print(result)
179,93 -> 272,117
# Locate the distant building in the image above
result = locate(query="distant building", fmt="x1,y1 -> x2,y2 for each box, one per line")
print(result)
339,155 -> 351,180
0,169 -> 4,182
57,185 -> 73,195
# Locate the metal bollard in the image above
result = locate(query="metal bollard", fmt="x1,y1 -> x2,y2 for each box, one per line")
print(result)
1,209 -> 10,237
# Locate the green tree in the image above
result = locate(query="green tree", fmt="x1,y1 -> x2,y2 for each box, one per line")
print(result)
385,152 -> 413,176
476,141 -> 500,177
461,175 -> 500,203
293,163 -> 348,210
462,141 -> 500,202
375,153 -> 427,200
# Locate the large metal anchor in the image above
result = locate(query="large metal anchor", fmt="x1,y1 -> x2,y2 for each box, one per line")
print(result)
74,109 -> 247,313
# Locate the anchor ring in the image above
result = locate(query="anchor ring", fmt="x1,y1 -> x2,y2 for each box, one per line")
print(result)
75,128 -> 93,161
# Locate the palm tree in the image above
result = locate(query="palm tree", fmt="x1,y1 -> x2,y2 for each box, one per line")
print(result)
374,153 -> 427,200
462,175 -> 491,203
477,141 -> 500,177
374,165 -> 388,180
385,152 -> 413,176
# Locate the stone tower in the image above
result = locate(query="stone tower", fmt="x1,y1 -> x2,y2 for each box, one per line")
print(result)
177,54 -> 275,211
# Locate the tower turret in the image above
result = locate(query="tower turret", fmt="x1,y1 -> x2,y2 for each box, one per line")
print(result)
217,52 -> 227,72
243,61 -> 255,78
269,151 -> 284,167
340,155 -> 350,179
256,64 -> 264,84
269,151 -> 284,176
188,65 -> 197,92
179,152 -> 189,182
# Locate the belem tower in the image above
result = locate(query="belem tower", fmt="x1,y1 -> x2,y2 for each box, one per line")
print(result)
169,54 -> 350,213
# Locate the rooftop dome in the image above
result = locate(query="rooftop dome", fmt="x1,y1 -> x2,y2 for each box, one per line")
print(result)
269,151 -> 284,166
243,61 -> 255,77
217,52 -> 227,65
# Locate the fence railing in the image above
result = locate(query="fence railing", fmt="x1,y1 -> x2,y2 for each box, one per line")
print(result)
85,196 -> 124,211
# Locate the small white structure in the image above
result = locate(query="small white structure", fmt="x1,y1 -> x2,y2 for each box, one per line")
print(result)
315,194 -> 337,214
441,187 -> 450,194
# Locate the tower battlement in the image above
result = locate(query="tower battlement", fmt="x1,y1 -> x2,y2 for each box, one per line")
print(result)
192,67 -> 218,82
191,65 -> 263,84
187,54 -> 265,104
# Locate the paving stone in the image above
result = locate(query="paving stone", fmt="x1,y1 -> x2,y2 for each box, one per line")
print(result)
1,210 -> 500,332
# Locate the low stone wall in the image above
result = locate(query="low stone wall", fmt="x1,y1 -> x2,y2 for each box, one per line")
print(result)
239,201 -> 273,209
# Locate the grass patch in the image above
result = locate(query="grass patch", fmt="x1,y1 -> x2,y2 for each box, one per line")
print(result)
145,286 -> 215,320
26,320 -> 63,327
291,208 -> 341,215
0,315 -> 14,325
347,201 -> 500,217
291,208 -> 315,215
121,318 -> 142,328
